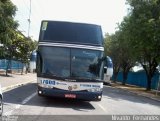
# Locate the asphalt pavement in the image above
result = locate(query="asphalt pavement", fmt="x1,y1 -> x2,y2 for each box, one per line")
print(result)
109,82 -> 160,102
0,73 -> 160,102
2,82 -> 160,116
0,73 -> 159,121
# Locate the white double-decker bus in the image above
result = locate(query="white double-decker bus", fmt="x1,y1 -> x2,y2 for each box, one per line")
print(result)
37,20 -> 105,101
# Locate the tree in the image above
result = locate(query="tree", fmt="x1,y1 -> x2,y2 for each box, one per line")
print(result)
118,16 -> 135,85
0,0 -> 18,75
0,0 -> 18,49
0,0 -> 38,75
13,33 -> 38,74
104,33 -> 121,82
126,0 -> 160,90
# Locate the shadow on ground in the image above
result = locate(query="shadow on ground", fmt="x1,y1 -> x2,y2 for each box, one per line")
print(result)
2,82 -> 160,112
3,83 -> 95,111
103,85 -> 160,107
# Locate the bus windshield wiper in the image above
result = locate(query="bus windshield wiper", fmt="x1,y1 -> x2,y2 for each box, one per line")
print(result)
43,73 -> 57,77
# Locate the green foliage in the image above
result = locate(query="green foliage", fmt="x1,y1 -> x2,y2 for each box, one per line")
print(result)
104,29 -> 135,83
126,0 -> 160,90
0,0 -> 18,58
13,34 -> 38,64
0,0 -> 38,75
104,32 -> 122,82
126,0 -> 160,60
104,0 -> 160,88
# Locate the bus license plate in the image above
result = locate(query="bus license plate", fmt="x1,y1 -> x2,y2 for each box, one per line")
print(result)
65,94 -> 76,98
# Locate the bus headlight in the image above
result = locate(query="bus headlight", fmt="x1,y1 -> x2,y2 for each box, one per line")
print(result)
98,96 -> 102,99
39,91 -> 42,94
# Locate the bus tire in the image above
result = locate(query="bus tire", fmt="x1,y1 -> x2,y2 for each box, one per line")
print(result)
0,97 -> 3,116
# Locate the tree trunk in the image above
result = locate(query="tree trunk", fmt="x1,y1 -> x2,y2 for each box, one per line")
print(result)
5,61 -> 9,76
25,63 -> 28,74
141,58 -> 158,91
112,66 -> 120,83
122,67 -> 131,85
146,75 -> 152,91
21,64 -> 24,75
122,71 -> 128,85
113,71 -> 119,83
5,59 -> 11,76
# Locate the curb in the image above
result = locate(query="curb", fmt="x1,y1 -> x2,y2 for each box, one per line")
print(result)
125,89 -> 160,102
104,85 -> 160,102
112,86 -> 160,102
2,80 -> 36,92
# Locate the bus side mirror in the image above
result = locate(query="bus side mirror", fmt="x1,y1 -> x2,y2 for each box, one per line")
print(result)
103,56 -> 113,74
104,67 -> 107,74
103,56 -> 107,74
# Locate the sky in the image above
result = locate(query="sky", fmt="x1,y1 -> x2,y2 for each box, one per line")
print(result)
11,0 -> 129,40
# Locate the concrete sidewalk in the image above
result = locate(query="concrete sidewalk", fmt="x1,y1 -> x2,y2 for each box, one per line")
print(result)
0,73 -> 36,92
110,82 -> 160,102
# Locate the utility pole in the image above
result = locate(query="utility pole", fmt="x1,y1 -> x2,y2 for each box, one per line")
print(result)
28,0 -> 31,37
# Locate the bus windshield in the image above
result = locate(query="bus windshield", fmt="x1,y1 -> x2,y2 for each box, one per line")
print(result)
38,46 -> 104,80
39,21 -> 103,46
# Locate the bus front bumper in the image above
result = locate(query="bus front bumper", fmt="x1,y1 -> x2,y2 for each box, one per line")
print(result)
38,86 -> 102,101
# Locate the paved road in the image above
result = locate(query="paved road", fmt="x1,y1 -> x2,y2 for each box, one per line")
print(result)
2,83 -> 160,120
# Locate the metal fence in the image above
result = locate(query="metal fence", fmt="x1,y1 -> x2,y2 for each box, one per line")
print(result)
0,59 -> 24,70
114,71 -> 159,90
